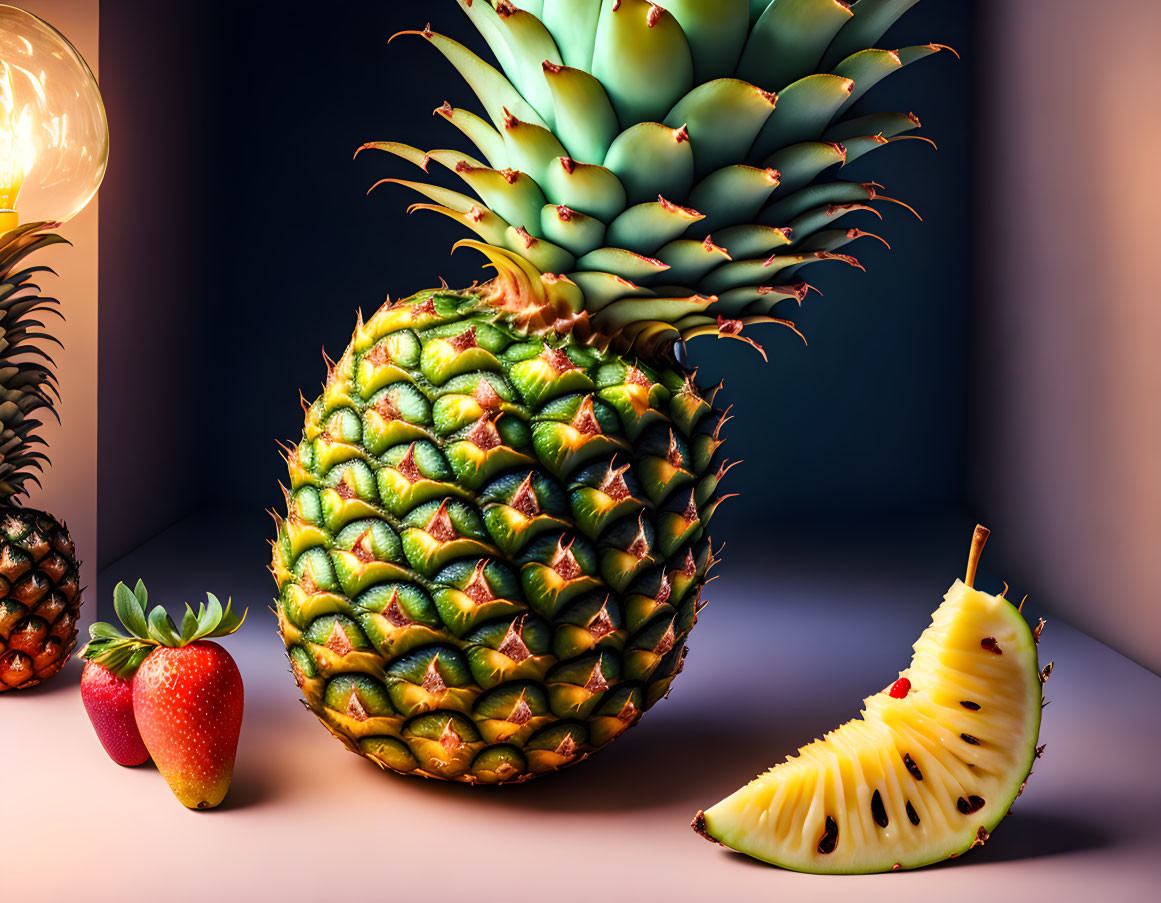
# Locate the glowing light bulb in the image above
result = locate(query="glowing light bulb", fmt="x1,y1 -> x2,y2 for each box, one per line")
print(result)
0,5 -> 107,232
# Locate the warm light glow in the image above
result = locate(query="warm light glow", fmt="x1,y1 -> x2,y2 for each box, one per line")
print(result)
1,62 -> 35,210
0,5 -> 107,226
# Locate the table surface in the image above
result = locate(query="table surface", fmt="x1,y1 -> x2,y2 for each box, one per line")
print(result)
7,517 -> 1160,903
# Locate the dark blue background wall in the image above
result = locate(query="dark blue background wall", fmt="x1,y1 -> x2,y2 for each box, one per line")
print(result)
99,0 -> 976,569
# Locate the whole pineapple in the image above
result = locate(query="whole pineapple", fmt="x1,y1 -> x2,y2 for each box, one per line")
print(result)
273,0 -> 946,782
0,224 -> 83,691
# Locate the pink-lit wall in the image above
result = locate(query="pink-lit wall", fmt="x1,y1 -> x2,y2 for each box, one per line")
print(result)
977,0 -> 1161,673
17,0 -> 98,636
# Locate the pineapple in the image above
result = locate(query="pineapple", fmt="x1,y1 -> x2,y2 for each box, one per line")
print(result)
693,527 -> 1050,872
272,0 -> 950,782
0,224 -> 83,691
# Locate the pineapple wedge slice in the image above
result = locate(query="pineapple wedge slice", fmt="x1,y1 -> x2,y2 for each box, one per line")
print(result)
694,527 -> 1047,873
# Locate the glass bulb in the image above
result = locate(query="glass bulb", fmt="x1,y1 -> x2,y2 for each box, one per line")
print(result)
0,4 -> 107,225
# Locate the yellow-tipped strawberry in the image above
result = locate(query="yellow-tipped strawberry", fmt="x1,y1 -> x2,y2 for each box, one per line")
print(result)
93,581 -> 247,809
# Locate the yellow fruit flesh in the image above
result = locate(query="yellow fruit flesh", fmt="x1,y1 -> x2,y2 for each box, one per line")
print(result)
700,581 -> 1042,873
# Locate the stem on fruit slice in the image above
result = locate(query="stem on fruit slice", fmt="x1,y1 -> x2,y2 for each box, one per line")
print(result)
965,524 -> 990,588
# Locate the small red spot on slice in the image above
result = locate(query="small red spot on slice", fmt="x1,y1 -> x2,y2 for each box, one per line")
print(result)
980,637 -> 1003,655
889,677 -> 911,699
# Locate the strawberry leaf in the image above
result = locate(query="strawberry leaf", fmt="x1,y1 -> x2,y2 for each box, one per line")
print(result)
88,621 -> 126,642
208,596 -> 247,638
113,581 -> 150,639
179,604 -> 200,645
197,592 -> 224,641
146,605 -> 180,647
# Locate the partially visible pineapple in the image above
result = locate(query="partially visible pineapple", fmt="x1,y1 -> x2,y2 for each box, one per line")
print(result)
273,0 -> 949,781
0,224 -> 83,691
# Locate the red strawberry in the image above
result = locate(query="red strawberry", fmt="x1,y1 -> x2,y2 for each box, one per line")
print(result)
133,640 -> 244,810
81,580 -> 247,809
80,659 -> 150,766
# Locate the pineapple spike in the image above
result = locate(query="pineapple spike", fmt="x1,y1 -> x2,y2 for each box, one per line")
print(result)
845,228 -> 891,250
874,193 -> 924,221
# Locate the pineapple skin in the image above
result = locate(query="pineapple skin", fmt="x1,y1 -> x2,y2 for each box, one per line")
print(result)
272,290 -> 730,782
0,508 -> 83,691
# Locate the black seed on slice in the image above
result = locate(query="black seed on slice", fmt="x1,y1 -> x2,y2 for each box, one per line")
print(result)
960,700 -> 981,711
903,753 -> 924,781
961,733 -> 981,746
957,795 -> 986,815
870,790 -> 889,828
906,801 -> 920,825
980,637 -> 1002,654
817,816 -> 839,854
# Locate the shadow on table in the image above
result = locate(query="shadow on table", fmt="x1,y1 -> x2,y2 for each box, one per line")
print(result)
379,700 -> 854,814
959,810 -> 1113,865
698,809 -> 1113,873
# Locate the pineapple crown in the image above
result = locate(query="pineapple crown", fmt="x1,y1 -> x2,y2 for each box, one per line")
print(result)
364,0 -> 948,360
82,580 -> 247,679
0,223 -> 67,505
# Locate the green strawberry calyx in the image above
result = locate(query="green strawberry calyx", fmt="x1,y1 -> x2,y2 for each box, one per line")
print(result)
82,580 -> 247,679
